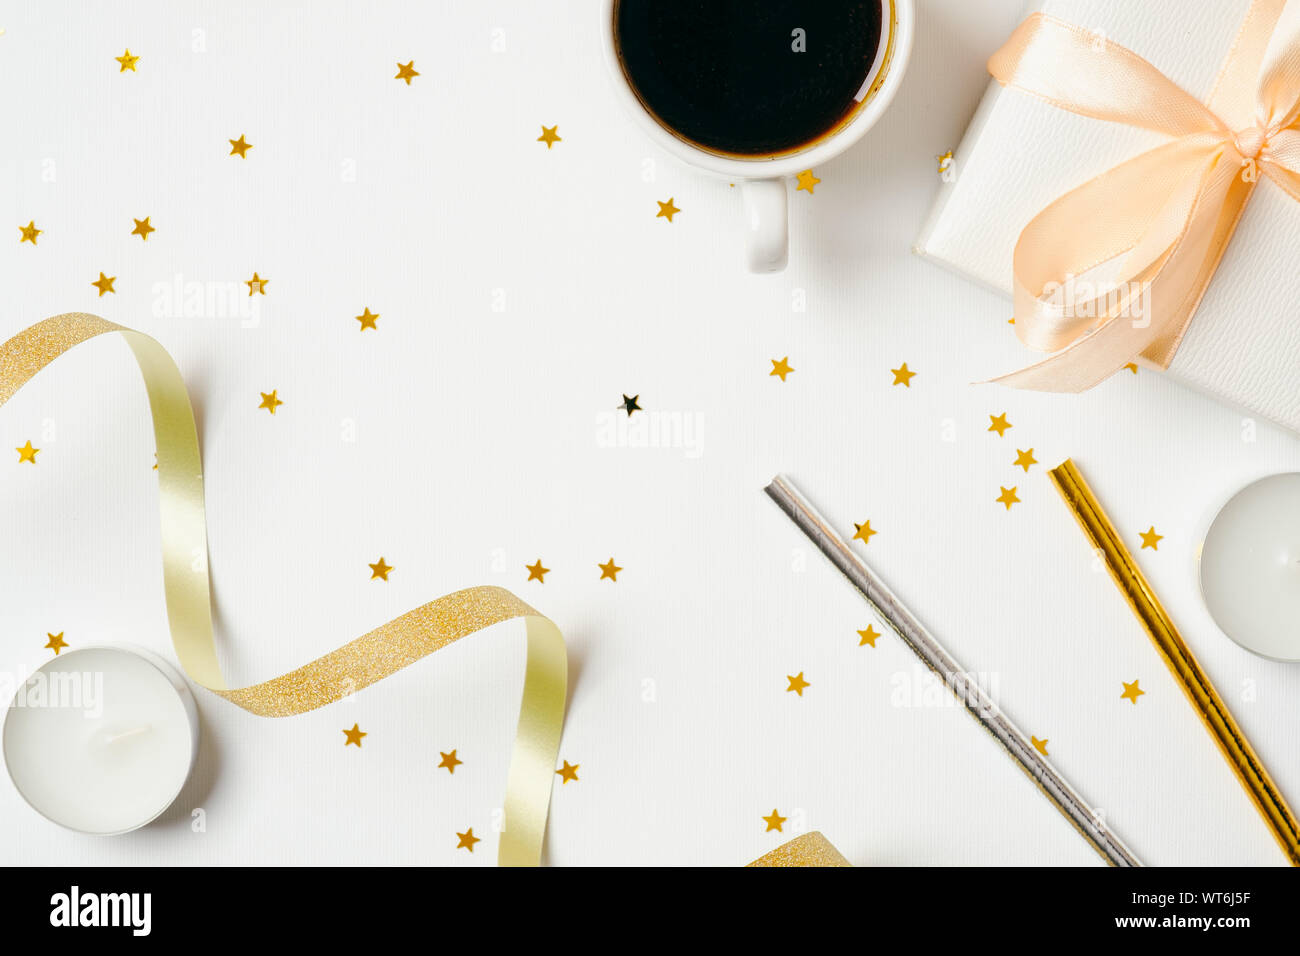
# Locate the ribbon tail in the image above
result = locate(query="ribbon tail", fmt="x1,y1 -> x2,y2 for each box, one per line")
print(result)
987,315 -> 1144,392
1141,156 -> 1258,368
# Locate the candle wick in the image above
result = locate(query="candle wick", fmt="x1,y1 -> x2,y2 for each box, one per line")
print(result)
105,725 -> 152,745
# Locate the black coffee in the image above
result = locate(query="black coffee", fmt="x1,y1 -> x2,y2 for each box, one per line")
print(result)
615,0 -> 884,156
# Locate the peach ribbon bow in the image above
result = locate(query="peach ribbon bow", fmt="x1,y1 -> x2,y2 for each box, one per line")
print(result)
990,0 -> 1300,390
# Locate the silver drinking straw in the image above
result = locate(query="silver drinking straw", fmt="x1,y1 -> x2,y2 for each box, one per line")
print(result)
764,474 -> 1142,867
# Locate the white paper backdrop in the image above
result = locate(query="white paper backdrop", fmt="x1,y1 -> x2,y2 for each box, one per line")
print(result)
1,0 -> 1297,866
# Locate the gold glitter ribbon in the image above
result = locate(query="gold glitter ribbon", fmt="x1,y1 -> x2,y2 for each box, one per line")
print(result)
746,832 -> 852,867
1049,458 -> 1300,866
0,313 -> 567,867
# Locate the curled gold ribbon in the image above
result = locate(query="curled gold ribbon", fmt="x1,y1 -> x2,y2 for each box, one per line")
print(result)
0,313 -> 567,867
989,1 -> 1300,390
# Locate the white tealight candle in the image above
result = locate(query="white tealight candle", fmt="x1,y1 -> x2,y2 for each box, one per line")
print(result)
3,645 -> 198,834
1199,473 -> 1300,662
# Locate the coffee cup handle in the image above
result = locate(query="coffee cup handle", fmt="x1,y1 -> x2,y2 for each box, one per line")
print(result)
742,179 -> 789,273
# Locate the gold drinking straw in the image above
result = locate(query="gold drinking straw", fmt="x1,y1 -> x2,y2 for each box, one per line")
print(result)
1049,458 -> 1300,866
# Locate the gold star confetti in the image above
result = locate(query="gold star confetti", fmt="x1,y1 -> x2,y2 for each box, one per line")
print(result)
988,412 -> 1012,436
1124,362 -> 1139,374
556,760 -> 580,784
857,625 -> 880,647
598,558 -> 621,581
16,440 -> 38,463
996,486 -> 1020,510
18,221 -> 41,245
891,362 -> 916,387
258,390 -> 283,414
526,559 -> 549,583
115,48 -> 139,72
456,828 -> 481,851
762,809 -> 787,832
1013,448 -> 1037,472
343,723 -> 367,747
1031,736 -> 1049,756
795,169 -> 821,194
130,216 -> 155,241
852,520 -> 876,544
621,394 -> 642,416
656,198 -> 680,222
228,134 -> 253,158
537,124 -> 561,148
44,632 -> 67,654
246,272 -> 268,295
786,672 -> 810,696
91,272 -> 116,296
769,356 -> 794,381
1121,679 -> 1145,704
1139,526 -> 1163,550
937,150 -> 954,173
369,557 -> 393,580
438,749 -> 463,774
395,60 -> 419,85
356,307 -> 379,331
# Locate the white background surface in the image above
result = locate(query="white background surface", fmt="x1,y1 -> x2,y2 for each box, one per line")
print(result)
2,0 -> 1298,866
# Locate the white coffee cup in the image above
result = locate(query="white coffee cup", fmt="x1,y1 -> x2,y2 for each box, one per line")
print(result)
600,0 -> 914,272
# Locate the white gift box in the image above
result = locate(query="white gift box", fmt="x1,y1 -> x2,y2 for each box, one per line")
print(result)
916,0 -> 1300,434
